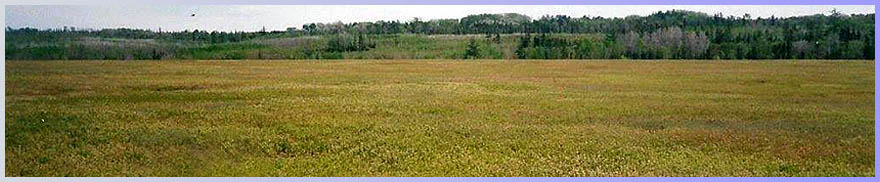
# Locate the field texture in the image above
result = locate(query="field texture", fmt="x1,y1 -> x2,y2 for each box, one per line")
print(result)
4,60 -> 875,176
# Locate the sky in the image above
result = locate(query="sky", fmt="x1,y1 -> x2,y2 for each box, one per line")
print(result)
4,5 -> 876,32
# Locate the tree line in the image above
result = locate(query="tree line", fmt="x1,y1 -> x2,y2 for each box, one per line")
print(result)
5,9 -> 875,60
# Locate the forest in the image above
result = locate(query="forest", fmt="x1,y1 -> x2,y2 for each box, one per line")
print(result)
5,10 -> 875,60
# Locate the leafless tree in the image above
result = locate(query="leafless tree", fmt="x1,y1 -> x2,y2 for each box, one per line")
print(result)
684,31 -> 709,58
617,31 -> 641,56
791,40 -> 813,58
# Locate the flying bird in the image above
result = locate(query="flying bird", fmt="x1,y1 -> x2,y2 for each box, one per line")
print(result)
191,13 -> 196,17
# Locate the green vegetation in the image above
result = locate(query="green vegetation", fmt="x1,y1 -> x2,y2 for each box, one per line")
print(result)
464,39 -> 480,59
6,10 -> 875,60
5,60 -> 873,176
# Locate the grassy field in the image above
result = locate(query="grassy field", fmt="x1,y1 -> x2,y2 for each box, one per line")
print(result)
4,60 -> 875,176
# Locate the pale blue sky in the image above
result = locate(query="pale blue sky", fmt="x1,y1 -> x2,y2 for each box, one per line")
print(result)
5,5 -> 875,32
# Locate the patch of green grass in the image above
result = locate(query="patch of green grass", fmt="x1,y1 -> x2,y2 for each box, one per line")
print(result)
4,60 -> 874,176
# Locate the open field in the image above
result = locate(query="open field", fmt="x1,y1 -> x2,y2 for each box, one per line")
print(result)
4,60 -> 875,176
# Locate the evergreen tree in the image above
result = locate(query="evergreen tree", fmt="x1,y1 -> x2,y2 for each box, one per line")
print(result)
464,39 -> 480,59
